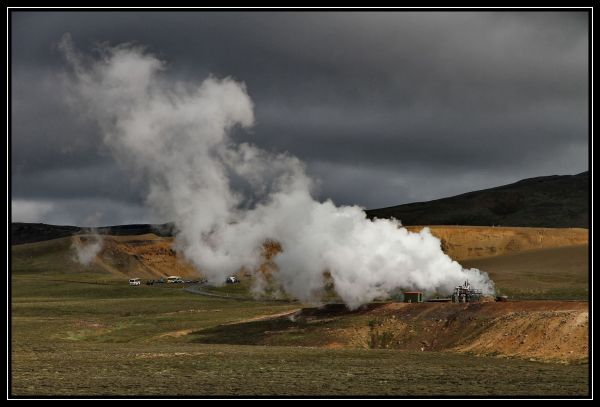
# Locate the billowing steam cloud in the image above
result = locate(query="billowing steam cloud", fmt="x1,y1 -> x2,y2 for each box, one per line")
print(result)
71,231 -> 103,266
59,34 -> 494,308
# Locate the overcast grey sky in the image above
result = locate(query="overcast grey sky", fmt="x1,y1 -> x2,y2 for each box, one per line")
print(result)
11,11 -> 589,226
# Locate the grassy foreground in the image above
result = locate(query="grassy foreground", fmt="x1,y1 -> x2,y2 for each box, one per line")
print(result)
11,238 -> 589,396
12,342 -> 588,396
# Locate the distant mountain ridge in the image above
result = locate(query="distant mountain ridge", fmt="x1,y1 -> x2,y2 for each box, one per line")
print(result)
366,172 -> 589,228
10,222 -> 175,245
11,172 -> 589,245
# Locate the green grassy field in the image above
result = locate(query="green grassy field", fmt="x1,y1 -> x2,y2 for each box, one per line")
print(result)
11,238 -> 589,396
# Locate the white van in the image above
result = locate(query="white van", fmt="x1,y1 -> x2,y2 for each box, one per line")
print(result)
167,276 -> 183,284
129,278 -> 141,286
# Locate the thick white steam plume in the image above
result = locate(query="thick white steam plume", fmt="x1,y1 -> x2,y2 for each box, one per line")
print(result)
59,34 -> 494,308
71,231 -> 103,266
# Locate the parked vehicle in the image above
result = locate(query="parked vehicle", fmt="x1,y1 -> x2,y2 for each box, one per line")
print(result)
129,278 -> 141,286
225,276 -> 239,284
167,276 -> 184,284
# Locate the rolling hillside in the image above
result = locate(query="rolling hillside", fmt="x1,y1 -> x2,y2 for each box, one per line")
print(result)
405,225 -> 588,261
366,172 -> 589,227
10,222 -> 175,245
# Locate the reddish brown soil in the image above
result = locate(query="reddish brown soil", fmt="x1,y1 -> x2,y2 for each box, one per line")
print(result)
77,234 -> 200,279
292,301 -> 589,363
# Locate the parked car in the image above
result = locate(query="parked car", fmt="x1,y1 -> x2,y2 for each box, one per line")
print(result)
129,278 -> 141,286
225,276 -> 239,284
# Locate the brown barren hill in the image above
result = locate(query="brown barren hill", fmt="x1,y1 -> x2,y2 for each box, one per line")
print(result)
406,225 -> 588,261
196,301 -> 588,363
77,234 -> 201,279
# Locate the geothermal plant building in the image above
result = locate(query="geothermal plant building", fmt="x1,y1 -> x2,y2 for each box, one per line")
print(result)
451,280 -> 482,303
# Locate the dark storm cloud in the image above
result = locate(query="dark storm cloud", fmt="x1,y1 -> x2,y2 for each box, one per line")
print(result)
11,11 -> 588,224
